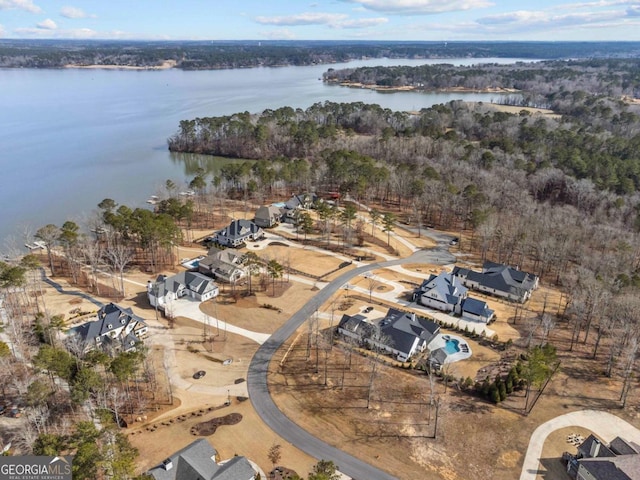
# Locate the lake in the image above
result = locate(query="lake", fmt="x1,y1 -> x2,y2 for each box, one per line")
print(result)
0,57 -> 532,246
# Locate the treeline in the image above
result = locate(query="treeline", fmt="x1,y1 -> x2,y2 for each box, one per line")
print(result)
3,39 -> 640,69
168,96 -> 640,195
323,58 -> 640,101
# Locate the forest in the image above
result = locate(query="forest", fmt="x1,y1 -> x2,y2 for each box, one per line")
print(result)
2,39 -> 640,69
167,58 -> 640,378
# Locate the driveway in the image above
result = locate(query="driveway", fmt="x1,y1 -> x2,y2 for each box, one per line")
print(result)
520,409 -> 640,480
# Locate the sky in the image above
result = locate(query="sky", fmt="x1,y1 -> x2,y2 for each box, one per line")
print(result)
1,0 -> 640,41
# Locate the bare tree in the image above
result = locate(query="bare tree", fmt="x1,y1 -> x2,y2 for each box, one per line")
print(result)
35,224 -> 61,276
82,238 -> 104,295
620,336 -> 639,408
364,272 -> 379,303
104,235 -> 134,297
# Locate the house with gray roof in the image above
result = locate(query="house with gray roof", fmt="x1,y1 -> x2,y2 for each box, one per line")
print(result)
214,220 -> 264,248
254,205 -> 284,228
414,272 -> 495,323
339,308 -> 440,362
413,272 -> 468,313
68,303 -> 148,354
452,261 -> 539,303
147,439 -> 255,480
282,193 -> 317,223
147,271 -> 219,311
460,297 -> 495,323
337,314 -> 376,345
568,435 -> 640,480
198,250 -> 246,284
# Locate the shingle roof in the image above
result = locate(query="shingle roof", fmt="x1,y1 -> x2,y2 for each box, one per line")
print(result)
380,308 -> 439,356
578,435 -> 616,459
212,456 -> 255,480
461,297 -> 494,319
217,220 -> 262,242
147,439 -> 255,480
417,272 -> 467,307
148,439 -> 217,480
578,459 -> 633,480
430,348 -> 449,365
338,314 -> 376,338
452,262 -> 537,297
611,437 -> 640,456
70,303 -> 146,348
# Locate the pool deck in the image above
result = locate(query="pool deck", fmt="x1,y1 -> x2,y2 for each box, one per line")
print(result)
428,333 -> 472,364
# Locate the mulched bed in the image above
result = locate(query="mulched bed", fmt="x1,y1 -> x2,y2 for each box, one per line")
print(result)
190,413 -> 242,436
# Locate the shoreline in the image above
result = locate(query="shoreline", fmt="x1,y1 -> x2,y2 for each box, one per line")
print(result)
63,59 -> 177,70
330,80 -> 520,95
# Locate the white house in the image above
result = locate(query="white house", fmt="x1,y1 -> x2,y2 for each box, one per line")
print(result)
413,272 -> 468,313
452,261 -> 539,303
198,250 -> 246,284
148,271 -> 219,310
68,303 -> 148,354
214,220 -> 264,248
338,308 -> 440,362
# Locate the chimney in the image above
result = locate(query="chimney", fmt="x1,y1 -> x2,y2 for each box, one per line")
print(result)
162,458 -> 173,471
590,439 -> 601,457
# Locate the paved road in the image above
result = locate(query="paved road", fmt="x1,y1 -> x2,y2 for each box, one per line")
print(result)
247,238 -> 454,480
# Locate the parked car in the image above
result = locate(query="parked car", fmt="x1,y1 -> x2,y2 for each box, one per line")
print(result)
193,370 -> 206,379
364,306 -> 374,313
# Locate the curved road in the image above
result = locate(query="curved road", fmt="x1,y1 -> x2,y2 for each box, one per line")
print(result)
248,233 -> 456,480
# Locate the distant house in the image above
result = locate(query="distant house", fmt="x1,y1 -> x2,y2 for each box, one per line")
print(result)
413,272 -> 495,323
214,220 -> 264,247
285,193 -> 317,211
147,271 -> 219,310
254,205 -> 284,228
282,193 -> 317,222
147,438 -> 255,480
338,308 -> 440,362
198,250 -> 246,284
68,303 -> 148,354
452,261 -> 539,303
566,434 -> 640,480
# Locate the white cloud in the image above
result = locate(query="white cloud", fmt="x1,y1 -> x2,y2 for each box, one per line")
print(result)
335,17 -> 389,28
60,6 -> 96,19
0,24 -> 5,37
341,0 -> 493,15
477,8 -> 623,28
0,0 -> 42,13
36,18 -> 57,30
255,11 -> 388,29
256,12 -> 348,26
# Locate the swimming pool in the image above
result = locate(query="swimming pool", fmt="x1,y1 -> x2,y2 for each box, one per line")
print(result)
444,338 -> 460,354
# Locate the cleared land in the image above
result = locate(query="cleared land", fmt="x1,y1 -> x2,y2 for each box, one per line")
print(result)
32,201 -> 640,480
